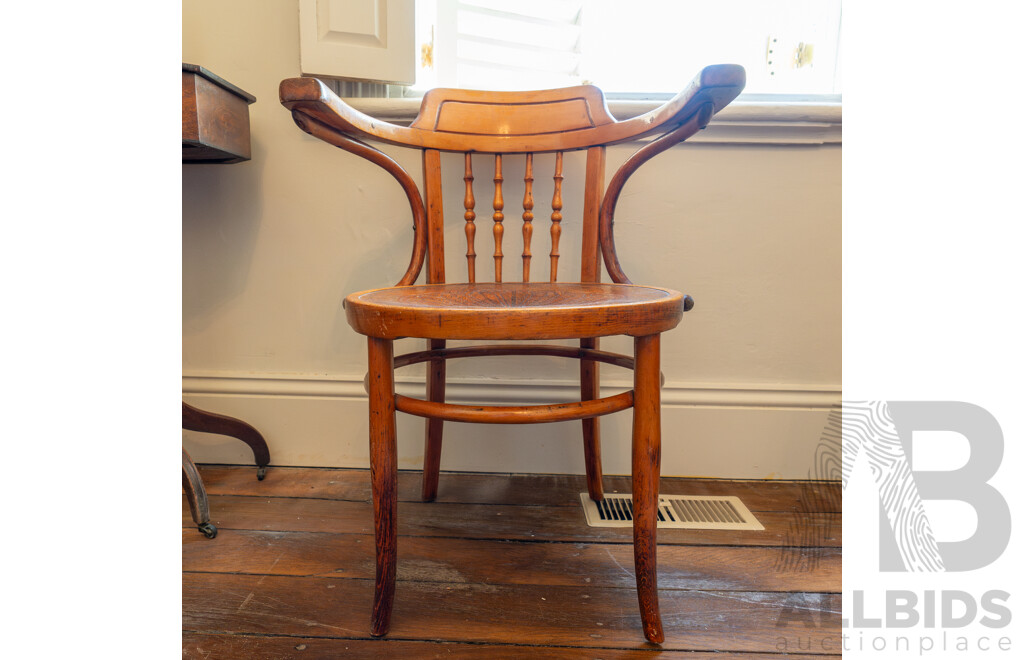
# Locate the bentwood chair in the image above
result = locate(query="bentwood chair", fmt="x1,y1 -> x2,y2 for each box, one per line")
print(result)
280,64 -> 745,643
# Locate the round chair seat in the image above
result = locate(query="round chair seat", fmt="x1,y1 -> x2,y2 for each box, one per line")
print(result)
344,282 -> 687,340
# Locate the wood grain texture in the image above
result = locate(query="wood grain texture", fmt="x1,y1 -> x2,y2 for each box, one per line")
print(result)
182,449 -> 210,527
183,572 -> 840,653
183,467 -> 841,657
463,153 -> 476,283
182,68 -> 253,163
393,343 -> 635,371
280,68 -> 759,643
549,151 -> 564,282
192,466 -> 842,513
395,390 -> 634,424
423,149 -> 445,286
581,336 -> 604,501
279,65 -> 745,153
182,402 -> 270,469
289,113 -> 427,287
581,146 -> 606,283
184,633 -> 832,660
184,528 -> 842,593
522,152 -> 534,282
183,495 -> 842,547
367,338 -> 397,636
492,154 -> 504,282
632,334 -> 663,642
345,282 -> 685,340
422,338 -> 445,502
599,106 -> 712,285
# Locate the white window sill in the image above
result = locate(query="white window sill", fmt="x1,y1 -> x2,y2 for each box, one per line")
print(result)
345,98 -> 842,146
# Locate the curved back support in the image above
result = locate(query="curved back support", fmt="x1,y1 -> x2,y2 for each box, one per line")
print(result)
280,65 -> 745,286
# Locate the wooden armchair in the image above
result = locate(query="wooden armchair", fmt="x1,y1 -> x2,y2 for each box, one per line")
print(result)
279,65 -> 745,643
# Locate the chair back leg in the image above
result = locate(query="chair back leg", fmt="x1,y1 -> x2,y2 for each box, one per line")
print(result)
580,338 -> 604,501
368,337 -> 399,637
632,333 -> 664,643
422,339 -> 446,501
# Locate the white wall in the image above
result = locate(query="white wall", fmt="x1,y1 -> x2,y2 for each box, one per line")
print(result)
183,0 -> 841,479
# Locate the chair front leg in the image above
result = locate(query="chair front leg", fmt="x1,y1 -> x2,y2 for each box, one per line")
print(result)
422,338 -> 446,501
632,333 -> 664,643
368,337 -> 398,637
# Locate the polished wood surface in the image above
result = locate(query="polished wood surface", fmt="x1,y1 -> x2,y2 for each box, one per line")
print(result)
395,389 -> 634,424
181,449 -> 214,538
282,69 -> 746,643
182,402 -> 270,472
182,63 -> 255,163
632,334 -> 663,642
422,337 -> 445,502
367,337 -> 398,637
392,343 -> 636,370
345,282 -> 685,340
192,465 -> 841,512
279,65 -> 745,153
183,466 -> 841,657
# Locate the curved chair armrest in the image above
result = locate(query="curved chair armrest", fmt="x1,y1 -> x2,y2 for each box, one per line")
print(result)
281,77 -> 423,148
600,65 -> 745,291
612,64 -> 745,143
290,111 -> 427,287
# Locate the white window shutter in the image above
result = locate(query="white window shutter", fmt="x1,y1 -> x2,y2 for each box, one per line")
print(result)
299,0 -> 416,85
434,0 -> 584,90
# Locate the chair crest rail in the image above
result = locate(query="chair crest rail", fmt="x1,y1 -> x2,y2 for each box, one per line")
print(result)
279,65 -> 745,154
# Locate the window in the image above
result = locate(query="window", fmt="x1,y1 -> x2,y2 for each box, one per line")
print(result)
414,0 -> 842,100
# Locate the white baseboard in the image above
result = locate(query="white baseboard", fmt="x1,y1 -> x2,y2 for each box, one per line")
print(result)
182,372 -> 840,479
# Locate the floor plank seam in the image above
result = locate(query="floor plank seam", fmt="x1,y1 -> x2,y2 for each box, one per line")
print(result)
193,491 -> 837,514
182,570 -> 842,596
195,464 -> 839,485
183,526 -> 839,549
183,630 -> 839,655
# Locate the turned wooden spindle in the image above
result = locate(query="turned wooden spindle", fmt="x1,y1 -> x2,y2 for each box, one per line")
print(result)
550,151 -> 564,282
464,153 -> 477,283
522,153 -> 534,282
493,154 -> 504,283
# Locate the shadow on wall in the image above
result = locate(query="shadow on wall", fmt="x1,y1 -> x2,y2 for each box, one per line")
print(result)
182,143 -> 266,333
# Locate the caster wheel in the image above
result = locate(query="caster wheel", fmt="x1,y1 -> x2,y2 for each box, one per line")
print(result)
199,522 -> 217,539
257,466 -> 267,481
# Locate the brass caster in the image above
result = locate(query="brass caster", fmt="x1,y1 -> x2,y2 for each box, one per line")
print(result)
198,522 -> 217,539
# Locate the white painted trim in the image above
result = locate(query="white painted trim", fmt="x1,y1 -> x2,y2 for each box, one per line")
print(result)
182,372 -> 840,410
345,98 -> 842,145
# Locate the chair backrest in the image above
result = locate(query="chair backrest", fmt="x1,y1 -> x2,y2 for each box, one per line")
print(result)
280,65 -> 745,288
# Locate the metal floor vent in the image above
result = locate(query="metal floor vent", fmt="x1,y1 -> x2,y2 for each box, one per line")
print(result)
580,493 -> 764,530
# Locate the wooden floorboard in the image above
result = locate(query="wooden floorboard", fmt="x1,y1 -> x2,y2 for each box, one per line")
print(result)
183,573 -> 839,653
184,632 -> 833,659
185,496 -> 840,547
184,466 -> 841,657
184,529 -> 841,592
198,465 -> 841,513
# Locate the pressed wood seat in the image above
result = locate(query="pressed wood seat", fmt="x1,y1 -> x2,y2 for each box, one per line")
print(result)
345,282 -> 687,340
281,64 -> 745,644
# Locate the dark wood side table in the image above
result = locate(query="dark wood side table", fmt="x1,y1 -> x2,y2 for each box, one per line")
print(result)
182,63 -> 268,538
